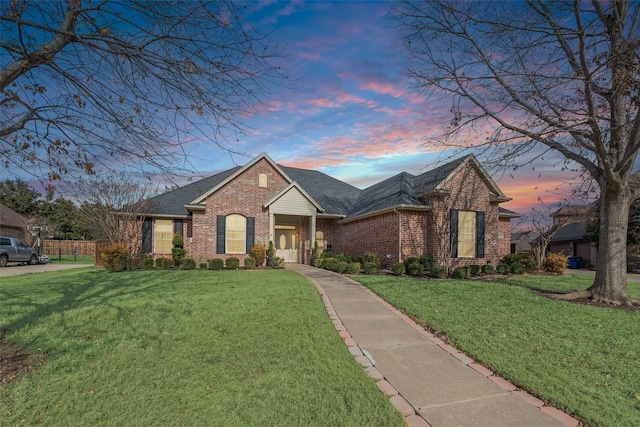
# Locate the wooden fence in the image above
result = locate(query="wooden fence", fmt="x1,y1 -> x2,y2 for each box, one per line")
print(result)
41,240 -> 98,257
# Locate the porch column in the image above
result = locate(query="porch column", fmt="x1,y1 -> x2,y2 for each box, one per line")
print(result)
269,213 -> 275,244
310,215 -> 316,249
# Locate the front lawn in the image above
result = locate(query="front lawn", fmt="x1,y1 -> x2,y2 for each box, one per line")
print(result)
355,274 -> 640,427
0,269 -> 404,426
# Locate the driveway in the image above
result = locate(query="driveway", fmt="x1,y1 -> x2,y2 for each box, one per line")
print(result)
0,263 -> 92,278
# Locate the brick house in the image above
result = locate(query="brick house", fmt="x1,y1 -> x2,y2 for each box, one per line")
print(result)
138,153 -> 518,268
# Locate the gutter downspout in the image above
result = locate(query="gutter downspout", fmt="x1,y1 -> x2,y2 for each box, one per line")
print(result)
394,208 -> 401,264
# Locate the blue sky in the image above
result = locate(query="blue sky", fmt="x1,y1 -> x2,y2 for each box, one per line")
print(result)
2,0 -> 587,216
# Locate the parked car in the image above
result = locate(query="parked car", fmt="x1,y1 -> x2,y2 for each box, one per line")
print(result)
0,237 -> 38,267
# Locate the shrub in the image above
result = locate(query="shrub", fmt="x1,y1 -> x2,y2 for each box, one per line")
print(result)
337,261 -> 349,274
141,258 -> 155,270
510,263 -> 525,275
273,257 -> 285,269
156,257 -> 174,269
225,257 -> 240,270
470,265 -> 481,275
521,257 -> 536,273
363,252 -> 381,268
171,232 -> 186,267
391,262 -> 405,276
208,258 -> 224,270
323,258 -> 338,272
451,267 -> 469,279
314,258 -> 324,268
311,240 -> 319,259
335,253 -> 350,263
429,265 -> 445,278
481,264 -> 495,274
320,251 -> 333,259
198,262 -> 208,269
407,262 -> 424,277
496,263 -> 511,274
101,243 -> 129,272
244,257 -> 256,269
250,244 -> 266,266
181,258 -> 196,270
403,257 -> 420,272
344,262 -> 360,274
363,262 -> 378,274
267,241 -> 275,266
544,252 -> 568,274
419,254 -> 434,270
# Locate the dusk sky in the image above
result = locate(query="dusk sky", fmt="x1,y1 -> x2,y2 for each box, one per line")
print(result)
2,0 -> 591,218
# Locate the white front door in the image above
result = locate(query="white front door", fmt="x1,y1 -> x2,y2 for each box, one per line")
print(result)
275,230 -> 298,263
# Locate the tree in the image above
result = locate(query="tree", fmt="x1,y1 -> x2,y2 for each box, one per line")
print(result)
0,178 -> 45,216
1,0 -> 283,182
72,173 -> 159,254
394,0 -> 639,305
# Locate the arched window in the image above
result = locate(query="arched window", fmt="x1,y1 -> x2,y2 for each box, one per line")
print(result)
226,214 -> 246,254
315,230 -> 324,248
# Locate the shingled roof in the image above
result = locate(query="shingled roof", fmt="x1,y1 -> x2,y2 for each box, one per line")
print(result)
141,153 -> 510,219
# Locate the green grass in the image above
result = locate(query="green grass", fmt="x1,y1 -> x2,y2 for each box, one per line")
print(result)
354,274 -> 640,427
0,269 -> 404,426
46,254 -> 94,264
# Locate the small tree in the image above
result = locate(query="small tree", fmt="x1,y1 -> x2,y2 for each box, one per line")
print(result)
172,232 -> 185,267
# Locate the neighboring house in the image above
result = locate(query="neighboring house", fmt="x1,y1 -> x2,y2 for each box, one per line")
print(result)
548,221 -> 597,267
0,203 -> 30,242
137,153 -> 518,268
510,230 -> 540,254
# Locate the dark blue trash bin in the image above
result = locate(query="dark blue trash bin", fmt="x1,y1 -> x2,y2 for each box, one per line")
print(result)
568,256 -> 582,269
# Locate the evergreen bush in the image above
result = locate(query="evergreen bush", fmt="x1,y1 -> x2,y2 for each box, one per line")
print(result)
156,257 -> 174,269
429,265 -> 445,278
208,258 -> 224,270
180,258 -> 196,270
141,258 -> 155,270
543,252 -> 568,274
481,264 -> 495,274
250,244 -> 266,266
100,243 -> 129,272
244,257 -> 256,269
344,262 -> 360,274
392,262 -> 405,276
363,261 -> 378,274
225,257 -> 240,270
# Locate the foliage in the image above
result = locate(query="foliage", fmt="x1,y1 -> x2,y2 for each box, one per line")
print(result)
313,258 -> 323,268
363,252 -> 381,268
322,258 -> 338,272
344,262 -> 360,274
500,253 -> 536,274
198,262 -> 208,269
362,262 -> 379,275
320,251 -> 333,259
180,258 -> 196,270
403,256 -> 419,272
244,257 -> 256,269
100,243 -> 129,272
0,270 -> 404,426
141,258 -> 154,270
208,258 -> 224,271
355,274 -> 640,427
419,254 -> 434,270
1,1 -> 284,181
273,257 -> 285,269
481,264 -> 495,274
312,240 -> 319,259
406,262 -> 424,277
171,232 -> 186,267
496,263 -> 511,275
451,267 -> 469,279
544,252 -> 569,275
156,257 -> 174,270
225,257 -> 240,270
391,262 -> 405,276
250,244 -> 266,267
337,261 -> 349,274
429,265 -> 445,278
470,265 -> 481,276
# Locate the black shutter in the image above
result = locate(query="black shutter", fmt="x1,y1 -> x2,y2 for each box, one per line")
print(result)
174,219 -> 183,235
142,218 -> 152,253
450,209 -> 458,258
216,215 -> 225,254
476,212 -> 485,258
246,217 -> 255,254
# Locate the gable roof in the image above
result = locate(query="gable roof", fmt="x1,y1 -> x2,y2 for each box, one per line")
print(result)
140,153 -> 514,219
0,203 -> 28,229
550,221 -> 589,243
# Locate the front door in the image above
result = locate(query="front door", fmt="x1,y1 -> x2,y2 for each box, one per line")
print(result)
275,230 -> 298,263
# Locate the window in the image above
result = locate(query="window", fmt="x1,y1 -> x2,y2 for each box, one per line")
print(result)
226,214 -> 247,254
458,211 -> 476,257
450,210 -> 485,258
259,173 -> 268,188
315,230 -> 324,248
154,219 -> 173,253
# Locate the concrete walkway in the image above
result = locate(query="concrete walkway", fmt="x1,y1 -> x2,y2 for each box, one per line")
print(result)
288,264 -> 580,427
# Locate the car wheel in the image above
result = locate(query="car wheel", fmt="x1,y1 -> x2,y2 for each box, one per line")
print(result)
0,255 -> 7,268
29,254 -> 38,265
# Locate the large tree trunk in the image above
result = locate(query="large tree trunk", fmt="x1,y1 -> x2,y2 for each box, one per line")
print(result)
588,187 -> 632,306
